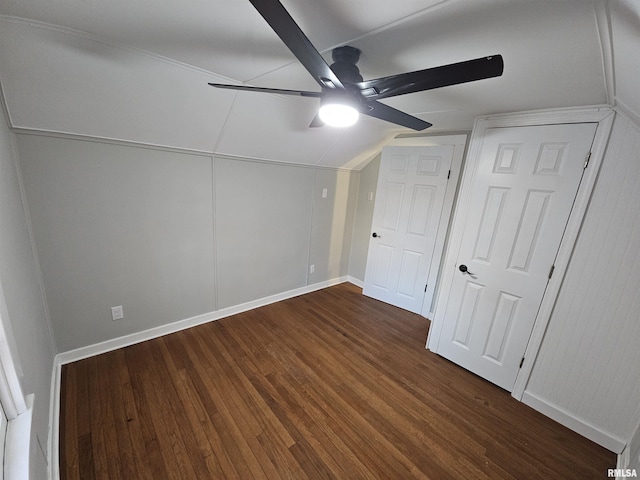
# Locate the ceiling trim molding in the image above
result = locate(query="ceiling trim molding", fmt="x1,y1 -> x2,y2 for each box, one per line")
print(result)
10,126 -> 214,157
615,101 -> 640,132
327,0 -> 450,54
0,15 -> 236,83
10,125 -> 358,172
0,80 -> 14,130
213,152 -> 354,173
594,2 -> 616,105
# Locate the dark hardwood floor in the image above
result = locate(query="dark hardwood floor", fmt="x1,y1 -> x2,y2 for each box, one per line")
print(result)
59,283 -> 616,479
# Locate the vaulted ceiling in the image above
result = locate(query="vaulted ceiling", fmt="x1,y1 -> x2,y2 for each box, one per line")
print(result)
1,0 -> 638,169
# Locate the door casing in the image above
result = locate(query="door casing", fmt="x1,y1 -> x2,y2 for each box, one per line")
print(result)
427,107 -> 614,401
364,135 -> 466,318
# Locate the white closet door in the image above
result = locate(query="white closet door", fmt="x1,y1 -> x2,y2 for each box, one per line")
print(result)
364,145 -> 454,314
433,123 -> 597,391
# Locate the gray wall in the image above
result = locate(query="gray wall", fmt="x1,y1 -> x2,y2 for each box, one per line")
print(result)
214,158 -> 313,308
16,134 -> 358,352
308,167 -> 359,285
348,154 -> 380,283
0,110 -> 55,476
18,136 -> 216,352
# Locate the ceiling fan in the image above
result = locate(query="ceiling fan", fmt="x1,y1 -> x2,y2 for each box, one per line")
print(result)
209,0 -> 504,131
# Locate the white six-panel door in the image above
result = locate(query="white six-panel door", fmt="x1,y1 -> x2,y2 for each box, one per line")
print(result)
433,123 -> 597,391
363,145 -> 454,313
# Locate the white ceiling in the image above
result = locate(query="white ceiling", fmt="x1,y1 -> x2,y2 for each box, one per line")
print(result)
0,0 -> 637,169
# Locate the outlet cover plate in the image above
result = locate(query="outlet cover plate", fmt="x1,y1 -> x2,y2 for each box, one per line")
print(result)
111,305 -> 124,321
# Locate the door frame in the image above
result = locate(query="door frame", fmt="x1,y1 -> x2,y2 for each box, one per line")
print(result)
0,279 -> 31,480
426,107 -> 614,400
382,134 -> 467,318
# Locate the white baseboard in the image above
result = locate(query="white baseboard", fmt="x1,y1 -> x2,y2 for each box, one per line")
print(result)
48,360 -> 61,480
5,394 -> 33,480
522,390 -> 625,453
48,276 -> 355,480
618,445 -> 630,470
56,276 -> 349,365
347,275 -> 364,288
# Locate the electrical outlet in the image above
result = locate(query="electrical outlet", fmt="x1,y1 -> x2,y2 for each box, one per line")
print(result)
111,305 -> 124,321
322,188 -> 328,198
310,264 -> 315,274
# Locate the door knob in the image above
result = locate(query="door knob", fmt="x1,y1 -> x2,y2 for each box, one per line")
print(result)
459,264 -> 475,275
372,232 -> 381,238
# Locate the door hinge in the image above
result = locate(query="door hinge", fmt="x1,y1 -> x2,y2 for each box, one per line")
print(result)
424,284 -> 428,292
447,170 -> 451,179
519,357 -> 525,369
548,264 -> 555,279
584,151 -> 591,169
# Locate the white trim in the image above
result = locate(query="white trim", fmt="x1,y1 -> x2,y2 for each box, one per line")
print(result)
11,127 -> 213,157
427,107 -> 615,365
4,394 -> 33,480
363,134 -> 467,319
466,105 -> 613,128
620,418 -> 640,476
10,128 -> 357,173
394,134 -> 470,321
618,445 -> 630,472
594,1 -> 615,105
56,276 -> 349,365
385,133 -> 469,148
522,391 -> 625,453
49,276 -> 353,479
348,276 -> 364,288
48,359 -> 61,480
0,282 -> 27,418
615,101 -> 640,132
512,108 -> 615,399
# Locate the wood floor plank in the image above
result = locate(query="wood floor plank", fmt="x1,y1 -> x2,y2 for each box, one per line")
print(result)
93,353 -> 124,479
123,344 -> 173,480
181,327 -> 270,480
60,283 -> 616,479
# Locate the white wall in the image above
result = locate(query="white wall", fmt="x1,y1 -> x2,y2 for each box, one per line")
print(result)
15,134 -> 358,352
524,113 -> 640,452
0,106 -> 55,477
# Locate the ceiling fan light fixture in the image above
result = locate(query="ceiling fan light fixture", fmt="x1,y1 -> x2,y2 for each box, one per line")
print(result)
318,101 -> 359,127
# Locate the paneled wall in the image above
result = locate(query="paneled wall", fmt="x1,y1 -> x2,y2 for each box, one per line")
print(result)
524,113 -> 640,451
0,107 -> 55,477
16,134 -> 357,352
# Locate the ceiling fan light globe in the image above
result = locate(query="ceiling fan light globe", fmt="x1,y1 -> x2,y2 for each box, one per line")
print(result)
318,103 -> 359,127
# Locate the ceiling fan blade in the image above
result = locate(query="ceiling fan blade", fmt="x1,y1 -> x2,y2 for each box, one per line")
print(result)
249,0 -> 344,90
357,55 -> 503,100
364,101 -> 432,131
208,83 -> 321,97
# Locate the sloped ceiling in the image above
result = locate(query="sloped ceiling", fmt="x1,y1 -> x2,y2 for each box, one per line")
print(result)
0,0 -> 630,170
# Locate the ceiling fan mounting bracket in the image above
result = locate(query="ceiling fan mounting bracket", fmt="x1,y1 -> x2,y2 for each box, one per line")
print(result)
329,46 -> 364,85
